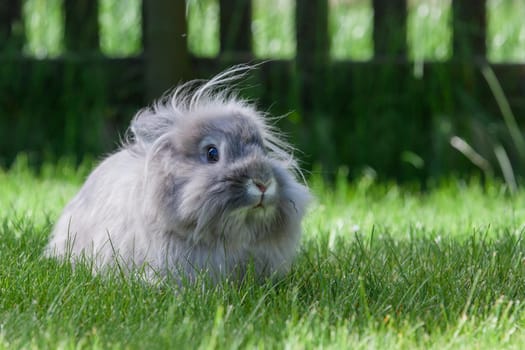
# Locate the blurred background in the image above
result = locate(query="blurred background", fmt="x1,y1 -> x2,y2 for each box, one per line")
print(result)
0,0 -> 524,184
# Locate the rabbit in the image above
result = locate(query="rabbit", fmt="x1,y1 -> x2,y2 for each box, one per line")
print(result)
45,65 -> 311,283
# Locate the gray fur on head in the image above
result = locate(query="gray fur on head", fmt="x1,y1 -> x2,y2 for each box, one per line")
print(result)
45,65 -> 311,283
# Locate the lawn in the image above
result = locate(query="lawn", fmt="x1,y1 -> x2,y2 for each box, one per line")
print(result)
6,1 -> 525,347
1,157 -> 525,348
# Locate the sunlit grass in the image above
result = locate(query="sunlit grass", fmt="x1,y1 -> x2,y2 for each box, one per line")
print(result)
329,0 -> 373,60
1,159 -> 525,348
187,0 -> 220,57
488,0 -> 525,62
252,0 -> 296,58
99,0 -> 142,56
407,0 -> 452,61
23,0 -> 64,57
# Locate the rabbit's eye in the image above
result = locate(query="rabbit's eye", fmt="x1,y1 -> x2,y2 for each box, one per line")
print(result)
206,146 -> 219,163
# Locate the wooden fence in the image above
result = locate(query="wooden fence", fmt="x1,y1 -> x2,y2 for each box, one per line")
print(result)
1,0 -> 524,179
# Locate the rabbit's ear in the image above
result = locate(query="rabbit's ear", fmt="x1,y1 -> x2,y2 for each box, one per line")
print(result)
130,108 -> 175,145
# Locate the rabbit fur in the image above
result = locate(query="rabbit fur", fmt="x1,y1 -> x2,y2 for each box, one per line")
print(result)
45,66 -> 311,282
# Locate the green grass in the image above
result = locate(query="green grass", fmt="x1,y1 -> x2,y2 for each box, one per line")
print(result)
330,0 -> 373,60
20,0 -> 525,61
2,158 -> 525,348
488,0 -> 525,62
407,0 -> 452,61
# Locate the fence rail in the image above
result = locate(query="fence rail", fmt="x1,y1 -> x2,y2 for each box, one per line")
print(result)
1,0 -> 525,179
2,1 -> 521,95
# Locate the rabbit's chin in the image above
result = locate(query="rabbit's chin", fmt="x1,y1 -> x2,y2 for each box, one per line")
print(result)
217,200 -> 280,242
239,202 -> 278,221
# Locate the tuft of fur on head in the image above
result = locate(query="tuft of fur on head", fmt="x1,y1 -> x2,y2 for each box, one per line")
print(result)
127,64 -> 303,180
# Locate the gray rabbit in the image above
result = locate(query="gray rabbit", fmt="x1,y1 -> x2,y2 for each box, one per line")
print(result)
45,66 -> 311,282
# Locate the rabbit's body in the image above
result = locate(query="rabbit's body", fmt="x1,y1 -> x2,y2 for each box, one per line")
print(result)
46,67 -> 310,282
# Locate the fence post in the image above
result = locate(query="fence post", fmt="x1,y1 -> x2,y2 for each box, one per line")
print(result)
0,0 -> 24,51
64,0 -> 99,52
295,0 -> 332,170
219,0 -> 252,57
372,0 -> 407,58
452,0 -> 486,58
143,0 -> 191,102
296,0 -> 329,110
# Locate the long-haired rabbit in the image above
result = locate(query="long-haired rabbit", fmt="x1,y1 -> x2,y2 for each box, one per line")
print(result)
45,66 -> 311,282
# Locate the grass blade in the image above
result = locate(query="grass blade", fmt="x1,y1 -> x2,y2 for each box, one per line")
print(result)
494,143 -> 518,193
481,65 -> 525,160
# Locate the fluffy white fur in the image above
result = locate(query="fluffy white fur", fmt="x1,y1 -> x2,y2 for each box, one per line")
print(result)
45,65 -> 311,282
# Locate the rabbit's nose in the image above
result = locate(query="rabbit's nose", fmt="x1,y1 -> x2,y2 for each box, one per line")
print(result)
254,181 -> 267,193
248,178 -> 276,197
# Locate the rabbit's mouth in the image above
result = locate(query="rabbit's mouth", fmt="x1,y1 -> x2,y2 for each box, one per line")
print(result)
247,177 -> 277,210
253,201 -> 265,209
253,191 -> 267,209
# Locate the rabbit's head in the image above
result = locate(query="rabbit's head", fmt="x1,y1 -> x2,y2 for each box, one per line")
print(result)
128,66 -> 310,249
